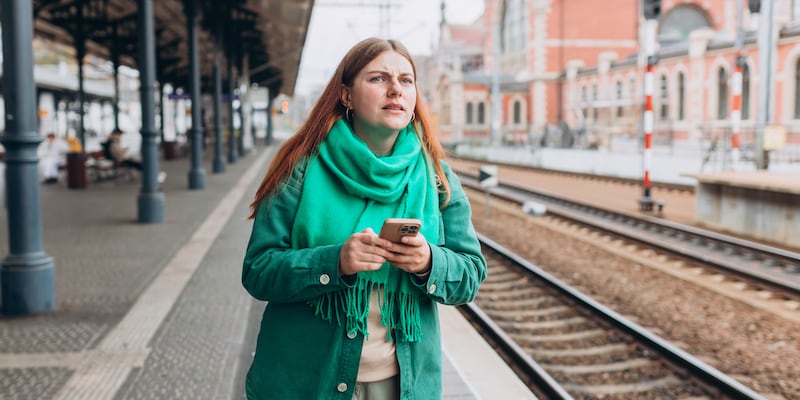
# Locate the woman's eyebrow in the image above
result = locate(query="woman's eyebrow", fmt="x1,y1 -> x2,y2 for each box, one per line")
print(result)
365,70 -> 415,77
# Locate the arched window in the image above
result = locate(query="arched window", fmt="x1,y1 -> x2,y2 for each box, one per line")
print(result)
477,102 -> 486,124
658,5 -> 712,46
742,64 -> 751,120
717,68 -> 728,120
677,72 -> 686,120
616,80 -> 624,118
466,102 -> 474,124
659,75 -> 669,120
513,100 -> 521,124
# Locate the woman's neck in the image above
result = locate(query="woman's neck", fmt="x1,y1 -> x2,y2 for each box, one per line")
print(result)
351,122 -> 399,155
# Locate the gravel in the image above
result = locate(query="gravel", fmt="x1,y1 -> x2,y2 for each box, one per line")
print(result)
468,192 -> 800,399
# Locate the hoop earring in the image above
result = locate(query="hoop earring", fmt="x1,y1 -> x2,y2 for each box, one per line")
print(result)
410,112 -> 416,122
346,108 -> 353,121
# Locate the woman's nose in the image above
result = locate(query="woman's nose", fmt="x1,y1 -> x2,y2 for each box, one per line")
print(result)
387,79 -> 401,96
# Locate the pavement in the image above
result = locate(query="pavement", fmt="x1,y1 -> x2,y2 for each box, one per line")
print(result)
0,139 -> 488,400
1,142 -> 272,399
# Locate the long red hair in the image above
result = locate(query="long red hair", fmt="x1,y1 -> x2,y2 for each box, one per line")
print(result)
248,38 -> 450,218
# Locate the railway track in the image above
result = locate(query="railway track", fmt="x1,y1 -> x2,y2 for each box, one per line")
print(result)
465,235 -> 767,399
447,154 -> 695,194
455,171 -> 800,301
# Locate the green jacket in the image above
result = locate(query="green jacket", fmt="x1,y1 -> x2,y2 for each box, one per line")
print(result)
242,160 -> 487,400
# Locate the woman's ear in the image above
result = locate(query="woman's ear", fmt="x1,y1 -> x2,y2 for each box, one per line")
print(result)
340,85 -> 351,108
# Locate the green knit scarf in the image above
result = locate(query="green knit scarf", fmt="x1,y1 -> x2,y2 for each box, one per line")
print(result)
292,119 -> 440,342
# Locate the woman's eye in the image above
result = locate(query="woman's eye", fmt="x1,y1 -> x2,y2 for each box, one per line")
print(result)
402,78 -> 414,84
370,76 -> 386,82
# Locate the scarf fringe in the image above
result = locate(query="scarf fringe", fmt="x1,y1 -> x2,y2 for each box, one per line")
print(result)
308,280 -> 423,342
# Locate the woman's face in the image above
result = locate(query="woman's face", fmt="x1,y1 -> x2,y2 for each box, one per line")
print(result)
342,50 -> 417,139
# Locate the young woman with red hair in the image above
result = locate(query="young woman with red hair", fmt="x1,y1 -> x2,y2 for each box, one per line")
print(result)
242,37 -> 486,400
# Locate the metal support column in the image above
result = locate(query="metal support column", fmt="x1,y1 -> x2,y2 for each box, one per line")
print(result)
136,0 -> 165,223
212,24 -> 226,173
237,86 -> 246,157
250,107 -> 257,148
0,0 -> 56,315
729,0 -> 745,170
227,55 -> 238,164
76,40 -> 87,151
490,7 -> 501,146
237,58 -> 248,157
266,96 -> 274,146
112,53 -> 121,131
185,0 -> 206,188
756,0 -> 774,170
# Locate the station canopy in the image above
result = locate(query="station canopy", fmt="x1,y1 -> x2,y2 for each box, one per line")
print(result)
30,0 -> 314,96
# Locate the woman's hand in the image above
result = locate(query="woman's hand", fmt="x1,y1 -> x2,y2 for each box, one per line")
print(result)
339,228 -> 393,276
382,233 -> 431,274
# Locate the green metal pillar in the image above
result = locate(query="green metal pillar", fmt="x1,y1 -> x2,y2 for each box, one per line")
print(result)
185,0 -> 206,189
136,0 -> 165,223
0,0 -> 56,315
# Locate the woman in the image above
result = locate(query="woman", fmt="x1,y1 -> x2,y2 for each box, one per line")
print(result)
242,37 -> 487,400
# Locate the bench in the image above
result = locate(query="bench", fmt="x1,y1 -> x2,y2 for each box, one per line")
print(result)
86,151 -> 135,182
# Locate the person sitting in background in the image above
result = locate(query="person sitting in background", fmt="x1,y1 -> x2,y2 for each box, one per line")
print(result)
104,129 -> 166,183
39,133 -> 69,184
105,129 -> 142,170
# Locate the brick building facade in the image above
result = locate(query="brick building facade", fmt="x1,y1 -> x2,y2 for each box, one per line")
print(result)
428,0 -> 800,159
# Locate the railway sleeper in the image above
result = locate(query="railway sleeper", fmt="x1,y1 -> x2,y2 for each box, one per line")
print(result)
561,376 -> 687,396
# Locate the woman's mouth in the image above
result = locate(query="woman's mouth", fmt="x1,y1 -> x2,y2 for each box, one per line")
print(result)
383,104 -> 405,111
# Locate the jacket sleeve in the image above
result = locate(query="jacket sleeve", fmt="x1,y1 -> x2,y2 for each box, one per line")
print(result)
242,161 -> 354,303
413,162 -> 487,305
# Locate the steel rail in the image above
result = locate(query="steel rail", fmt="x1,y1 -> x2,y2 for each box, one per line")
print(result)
477,233 -> 768,400
459,172 -> 800,296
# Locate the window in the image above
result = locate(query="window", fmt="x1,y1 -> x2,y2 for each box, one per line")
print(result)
629,77 -> 637,111
795,60 -> 800,119
677,72 -> 685,120
616,80 -> 624,118
591,84 -> 598,120
794,0 -> 800,22
477,102 -> 486,124
501,0 -> 527,53
513,100 -> 521,124
466,102 -> 474,124
658,5 -> 712,45
659,75 -> 669,120
742,64 -> 750,120
581,86 -> 588,120
718,67 -> 728,120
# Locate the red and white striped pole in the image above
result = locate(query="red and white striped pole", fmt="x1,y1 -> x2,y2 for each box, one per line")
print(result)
730,51 -> 743,170
640,14 -> 659,210
643,61 -> 654,198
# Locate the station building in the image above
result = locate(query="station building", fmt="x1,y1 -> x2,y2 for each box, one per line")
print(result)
427,0 -> 800,160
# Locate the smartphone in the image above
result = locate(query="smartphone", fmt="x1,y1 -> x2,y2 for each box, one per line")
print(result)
379,218 -> 422,243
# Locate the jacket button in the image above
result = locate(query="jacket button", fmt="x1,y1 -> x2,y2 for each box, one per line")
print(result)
337,382 -> 348,392
319,274 -> 331,285
347,331 -> 357,339
428,283 -> 436,294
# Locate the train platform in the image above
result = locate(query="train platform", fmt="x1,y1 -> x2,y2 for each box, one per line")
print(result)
448,156 -> 800,251
449,140 -> 800,250
0,142 -> 535,399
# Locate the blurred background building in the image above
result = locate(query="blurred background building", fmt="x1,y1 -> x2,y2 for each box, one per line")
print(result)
424,0 -> 799,168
